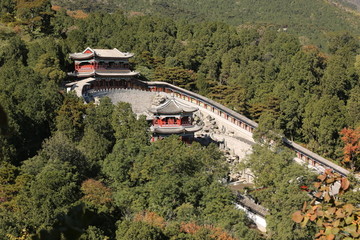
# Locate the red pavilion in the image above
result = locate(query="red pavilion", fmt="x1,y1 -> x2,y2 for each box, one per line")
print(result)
66,47 -> 140,96
149,98 -> 202,142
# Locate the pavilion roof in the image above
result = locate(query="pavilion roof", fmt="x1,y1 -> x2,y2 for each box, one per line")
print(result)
149,98 -> 198,114
68,70 -> 139,77
69,47 -> 134,59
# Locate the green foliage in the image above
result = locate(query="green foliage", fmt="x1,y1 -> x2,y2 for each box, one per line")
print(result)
111,102 -> 149,142
33,53 -> 66,83
103,134 -> 258,238
252,111 -> 283,146
102,101 -> 149,185
0,104 -> 8,136
79,225 -> 109,240
0,162 -> 24,211
328,32 -> 359,56
116,220 -> 168,240
37,203 -> 112,240
55,93 -> 87,142
15,0 -> 53,35
117,0 -> 360,46
78,98 -> 115,174
16,160 -> 80,231
0,60 -> 62,163
302,95 -> 346,158
154,66 -> 197,89
347,86 -> 360,127
78,128 -> 112,175
208,85 -> 248,114
0,35 -> 27,66
321,55 -> 353,100
0,0 -> 15,22
104,136 -> 226,213
243,144 -> 316,239
40,132 -> 89,175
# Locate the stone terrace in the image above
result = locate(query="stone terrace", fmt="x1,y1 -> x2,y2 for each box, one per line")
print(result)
91,89 -> 162,115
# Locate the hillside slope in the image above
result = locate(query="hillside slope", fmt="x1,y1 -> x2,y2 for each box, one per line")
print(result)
114,0 -> 360,45
52,0 -> 360,45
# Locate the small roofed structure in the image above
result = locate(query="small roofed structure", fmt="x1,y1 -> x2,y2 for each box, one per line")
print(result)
148,97 -> 202,143
68,47 -> 138,78
67,47 -> 140,98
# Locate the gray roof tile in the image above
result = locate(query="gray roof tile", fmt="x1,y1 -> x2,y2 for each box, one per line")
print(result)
149,98 -> 198,114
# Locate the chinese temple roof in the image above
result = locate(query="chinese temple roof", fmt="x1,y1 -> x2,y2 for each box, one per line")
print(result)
149,98 -> 198,114
69,47 -> 134,60
68,70 -> 139,77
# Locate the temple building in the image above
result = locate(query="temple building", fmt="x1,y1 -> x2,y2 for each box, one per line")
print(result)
66,47 -> 141,96
148,98 -> 202,143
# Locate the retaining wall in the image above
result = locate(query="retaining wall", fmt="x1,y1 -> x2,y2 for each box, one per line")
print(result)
144,81 -> 350,176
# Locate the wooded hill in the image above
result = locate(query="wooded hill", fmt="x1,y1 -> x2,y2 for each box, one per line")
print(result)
52,0 -> 360,46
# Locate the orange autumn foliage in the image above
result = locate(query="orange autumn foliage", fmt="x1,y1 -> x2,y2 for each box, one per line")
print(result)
180,222 -> 236,240
302,45 -> 319,53
131,212 -> 236,239
51,5 -> 61,11
210,227 -> 237,240
81,179 -> 112,206
301,44 -> 328,61
67,10 -> 88,19
134,211 -> 166,229
180,222 -> 202,234
50,5 -> 88,19
129,11 -> 145,17
340,127 -> 360,170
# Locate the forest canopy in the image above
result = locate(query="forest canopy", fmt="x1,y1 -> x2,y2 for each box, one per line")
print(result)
50,0 -> 360,46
